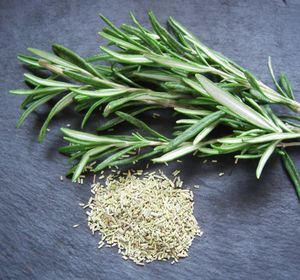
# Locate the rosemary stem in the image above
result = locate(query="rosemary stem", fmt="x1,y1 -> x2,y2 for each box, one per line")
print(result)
277,142 -> 300,148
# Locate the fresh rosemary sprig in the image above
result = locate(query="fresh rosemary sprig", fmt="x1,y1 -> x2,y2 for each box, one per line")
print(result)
10,12 -> 300,199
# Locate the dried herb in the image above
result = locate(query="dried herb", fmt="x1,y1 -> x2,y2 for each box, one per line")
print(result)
86,169 -> 201,264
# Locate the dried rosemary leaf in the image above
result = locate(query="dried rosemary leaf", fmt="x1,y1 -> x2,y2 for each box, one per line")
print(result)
86,170 -> 202,264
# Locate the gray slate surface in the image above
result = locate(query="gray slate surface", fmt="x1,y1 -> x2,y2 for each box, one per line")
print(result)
1,0 -> 300,279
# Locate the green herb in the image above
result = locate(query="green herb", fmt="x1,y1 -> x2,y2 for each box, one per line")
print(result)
278,149 -> 300,200
10,12 -> 300,200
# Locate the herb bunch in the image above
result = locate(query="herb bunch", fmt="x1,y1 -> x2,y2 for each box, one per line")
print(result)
10,12 -> 300,199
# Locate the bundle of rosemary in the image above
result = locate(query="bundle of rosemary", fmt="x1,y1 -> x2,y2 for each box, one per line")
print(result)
10,12 -> 300,199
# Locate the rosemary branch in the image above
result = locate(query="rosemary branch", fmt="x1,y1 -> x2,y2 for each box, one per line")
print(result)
10,12 -> 300,200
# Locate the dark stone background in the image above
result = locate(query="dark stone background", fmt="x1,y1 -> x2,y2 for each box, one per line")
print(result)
1,0 -> 299,279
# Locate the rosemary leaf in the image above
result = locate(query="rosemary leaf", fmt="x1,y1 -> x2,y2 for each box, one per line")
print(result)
164,111 -> 224,151
144,53 -> 211,73
97,106 -> 159,131
100,46 -> 151,64
24,73 -> 80,88
52,44 -> 102,78
72,145 -> 114,181
195,74 -> 280,132
153,143 -> 199,162
17,54 -> 43,68
279,149 -> 300,200
38,92 -> 77,142
256,141 -> 279,179
28,47 -> 81,71
267,56 -> 289,99
72,88 -> 129,98
116,111 -> 168,140
10,87 -> 65,96
279,73 -> 295,100
16,92 -> 62,128
93,143 -> 146,172
61,128 -> 126,144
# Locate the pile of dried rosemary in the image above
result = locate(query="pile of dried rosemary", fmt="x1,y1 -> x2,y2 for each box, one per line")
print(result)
85,170 -> 201,265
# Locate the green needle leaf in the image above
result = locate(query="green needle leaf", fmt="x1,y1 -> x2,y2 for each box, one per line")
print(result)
129,13 -> 162,54
81,99 -> 105,129
28,48 -> 80,70
184,36 -> 239,77
111,149 -> 161,166
193,122 -> 218,145
17,54 -> 43,68
153,143 -> 198,162
103,92 -> 145,117
198,147 -> 219,155
24,73 -> 80,88
235,154 -> 262,159
61,128 -> 126,144
244,70 -> 268,99
10,87 -> 65,95
52,44 -> 102,78
20,95 -> 34,109
63,70 -> 119,88
182,78 -> 209,97
195,74 -> 280,132
99,14 -> 126,38
93,143 -> 145,172
219,132 -> 300,144
174,107 -> 212,116
164,110 -> 224,151
101,14 -> 149,51
99,31 -> 145,52
59,143 -> 96,154
279,73 -> 295,100
38,92 -> 77,142
16,92 -> 61,128
133,70 -> 181,82
116,111 -> 168,140
167,16 -> 198,42
144,53 -> 211,73
279,149 -> 300,200
72,88 -> 129,97
256,140 -> 279,179
97,106 -> 159,131
267,56 -> 288,98
72,145 -> 113,182
100,47 -> 151,64
176,119 -> 198,124
148,11 -> 187,54
246,133 -> 300,144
